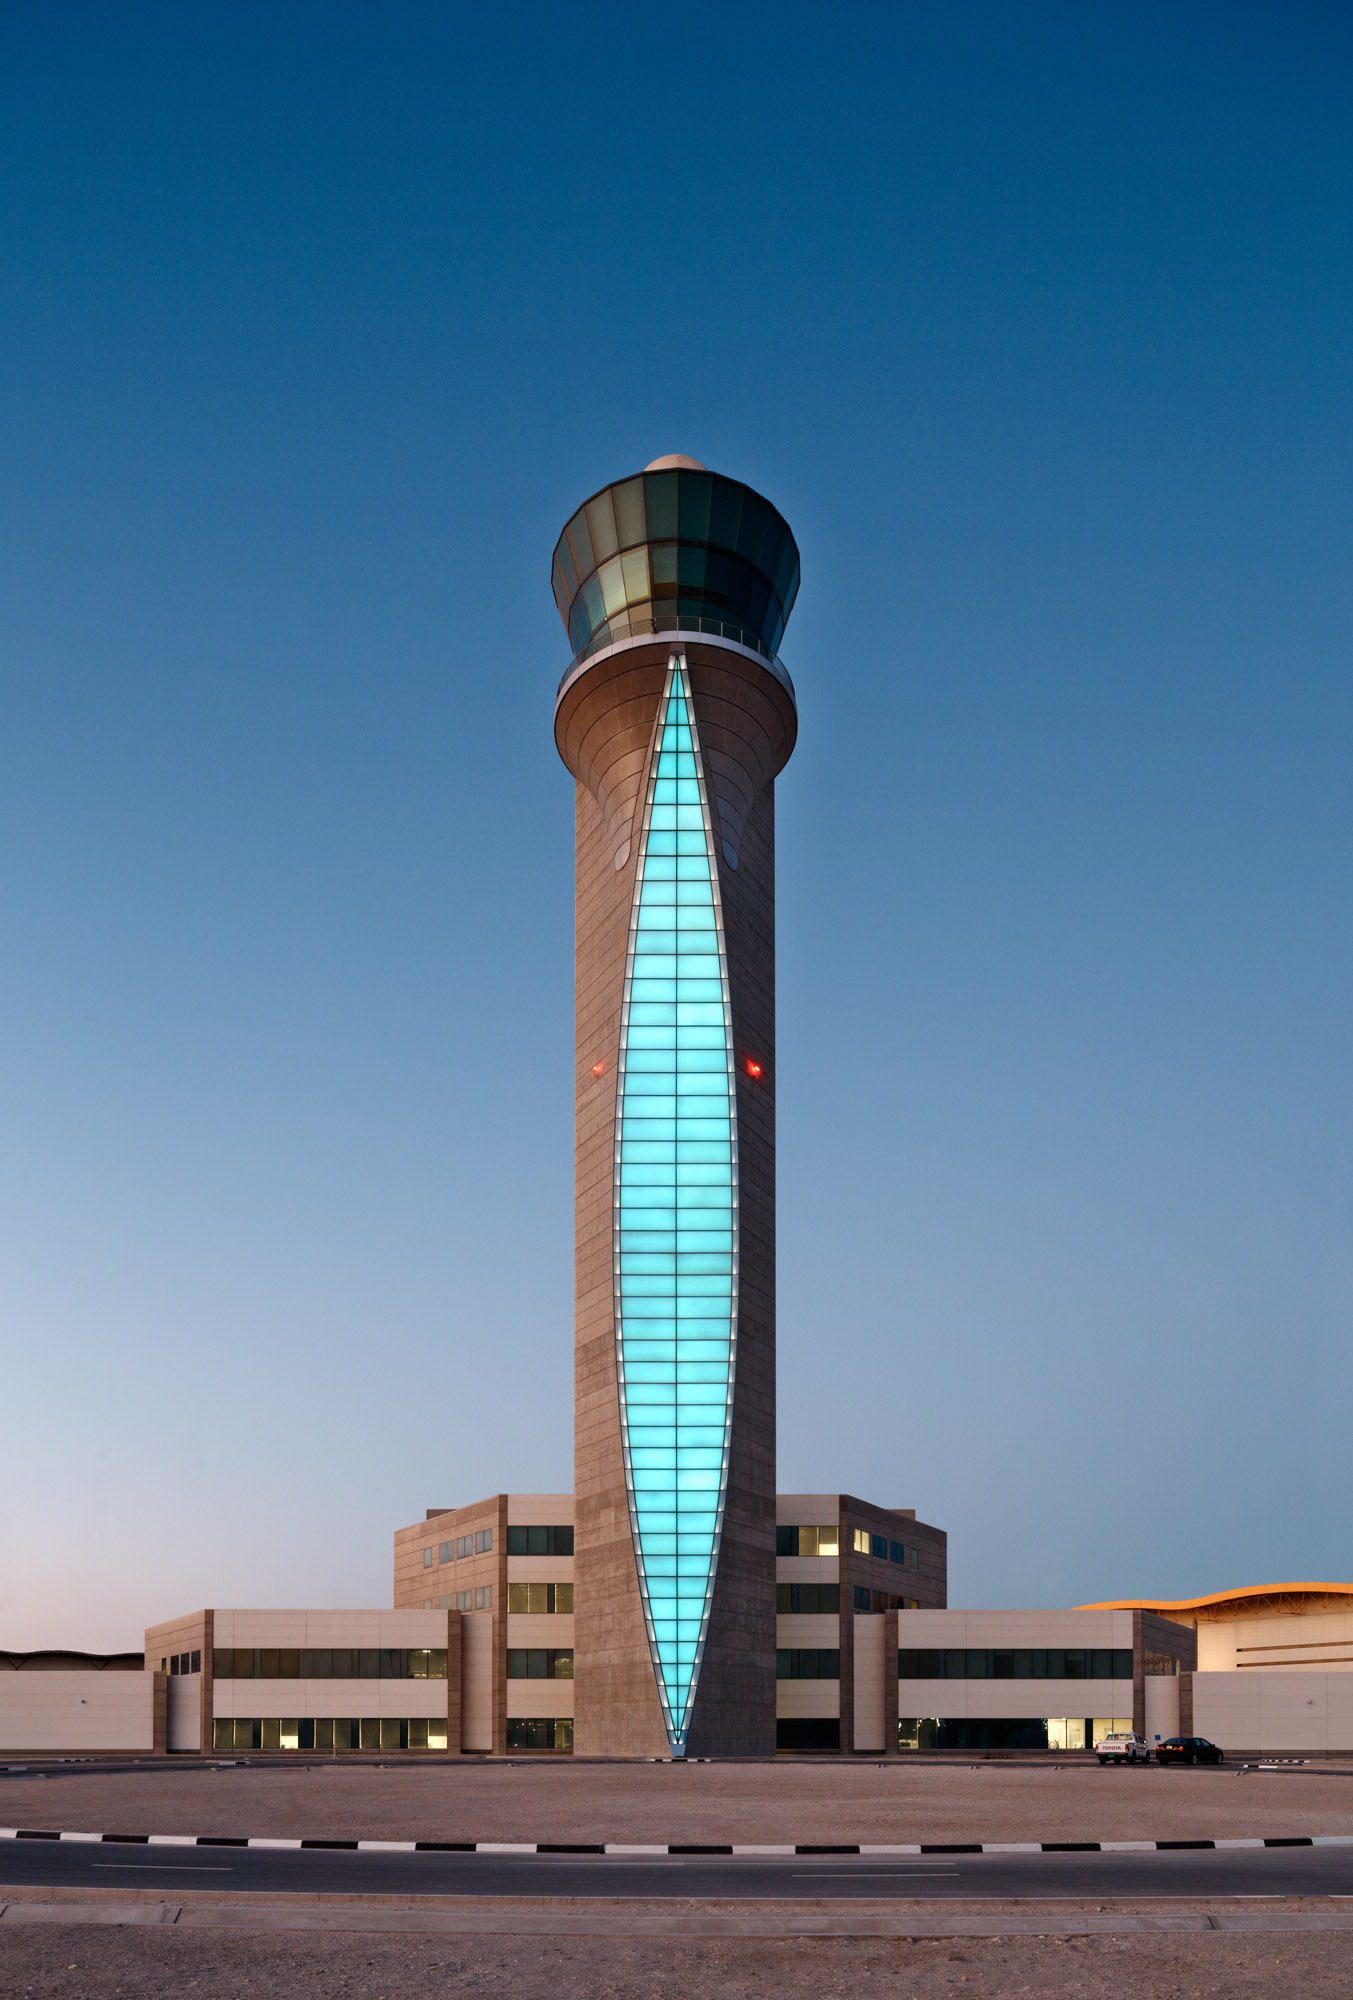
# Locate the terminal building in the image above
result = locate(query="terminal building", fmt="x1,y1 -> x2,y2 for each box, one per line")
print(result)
5,458 -> 1352,1761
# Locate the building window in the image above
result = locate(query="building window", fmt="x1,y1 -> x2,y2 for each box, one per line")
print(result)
474,1586 -> 493,1610
505,1718 -> 573,1751
776,1718 -> 840,1752
910,1547 -> 920,1569
776,1649 -> 840,1680
423,1599 -> 433,1609
456,1536 -> 472,1560
506,1649 -> 574,1679
852,1529 -> 870,1555
888,1540 -> 905,1564
438,1542 -> 454,1564
213,1718 -> 449,1753
507,1582 -> 574,1614
898,1649 -> 1133,1680
423,1548 -> 435,1569
457,1591 -> 472,1612
475,1529 -> 493,1554
211,1648 -> 448,1680
870,1534 -> 888,1560
910,1599 -> 920,1610
1144,1651 -> 1181,1676
775,1525 -> 839,1557
776,1583 -> 840,1614
506,1526 -> 575,1556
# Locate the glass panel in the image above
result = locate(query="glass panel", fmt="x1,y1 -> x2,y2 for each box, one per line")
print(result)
554,534 -> 577,598
644,471 -> 678,539
565,508 -> 594,580
428,1718 -> 448,1750
612,475 -> 646,548
676,471 -> 712,541
585,489 -> 618,563
734,489 -> 769,568
707,476 -> 742,551
279,1718 -> 299,1751
598,555 -> 627,617
620,545 -> 650,603
615,659 -> 735,1757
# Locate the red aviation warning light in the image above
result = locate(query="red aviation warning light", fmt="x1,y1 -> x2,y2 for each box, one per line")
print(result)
744,1059 -> 763,1079
591,1061 -> 605,1076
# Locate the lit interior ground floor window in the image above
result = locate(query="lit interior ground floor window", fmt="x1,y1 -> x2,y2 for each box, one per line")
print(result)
505,1718 -> 573,1751
212,1718 -> 449,1751
898,1717 -> 1132,1752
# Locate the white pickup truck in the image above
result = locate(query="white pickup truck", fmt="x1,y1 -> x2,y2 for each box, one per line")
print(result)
1095,1730 -> 1150,1764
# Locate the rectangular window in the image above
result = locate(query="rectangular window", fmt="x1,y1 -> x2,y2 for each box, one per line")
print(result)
899,1718 -> 1063,1753
505,1718 -> 574,1752
775,1649 -> 841,1680
776,1583 -> 841,1614
474,1586 -> 492,1610
475,1529 -> 493,1554
423,1548 -> 434,1569
852,1529 -> 870,1554
507,1582 -> 573,1614
871,1534 -> 888,1560
889,1541 -> 905,1565
910,1547 -> 920,1569
898,1647 -> 1134,1680
506,1526 -> 575,1556
456,1536 -> 472,1560
776,1525 -> 839,1556
438,1595 -> 454,1610
506,1649 -> 575,1679
438,1542 -> 454,1564
853,1586 -> 871,1610
407,1650 -> 448,1679
776,1718 -> 840,1752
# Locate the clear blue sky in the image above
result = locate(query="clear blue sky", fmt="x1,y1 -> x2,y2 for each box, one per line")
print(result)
2,3 -> 1349,1647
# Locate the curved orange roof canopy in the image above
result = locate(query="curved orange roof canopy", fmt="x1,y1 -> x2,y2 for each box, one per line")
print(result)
1079,1582 -> 1353,1617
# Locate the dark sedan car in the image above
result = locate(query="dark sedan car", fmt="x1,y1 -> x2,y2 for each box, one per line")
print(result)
1155,1735 -> 1224,1765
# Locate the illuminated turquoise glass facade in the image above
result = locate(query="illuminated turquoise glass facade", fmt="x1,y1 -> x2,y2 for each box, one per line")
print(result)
613,655 -> 738,1754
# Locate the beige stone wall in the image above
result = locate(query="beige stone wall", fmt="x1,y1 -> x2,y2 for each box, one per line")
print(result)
0,1672 -> 159,1754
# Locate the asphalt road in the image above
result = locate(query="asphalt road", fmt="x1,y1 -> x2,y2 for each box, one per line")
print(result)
3,1840 -> 1353,1902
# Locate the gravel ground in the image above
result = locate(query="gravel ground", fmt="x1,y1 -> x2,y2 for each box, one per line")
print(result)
4,1924 -> 1353,1997
2,1760 -> 1351,1846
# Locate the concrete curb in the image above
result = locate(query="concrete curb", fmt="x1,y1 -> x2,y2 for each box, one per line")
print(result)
4,1825 -> 1352,1856
4,1889 -> 1353,1936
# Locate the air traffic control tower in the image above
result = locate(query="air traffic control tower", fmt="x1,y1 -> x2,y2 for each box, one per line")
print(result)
552,456 -> 800,1756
